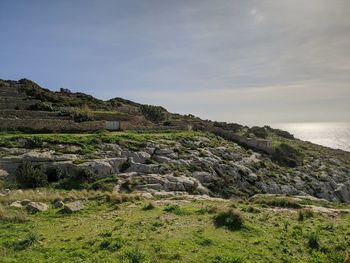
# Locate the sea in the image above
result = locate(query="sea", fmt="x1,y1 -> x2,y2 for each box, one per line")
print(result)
272,122 -> 350,152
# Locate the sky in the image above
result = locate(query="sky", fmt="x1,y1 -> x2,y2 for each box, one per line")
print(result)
0,0 -> 349,126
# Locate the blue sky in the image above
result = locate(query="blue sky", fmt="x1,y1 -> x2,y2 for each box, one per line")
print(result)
1,0 -> 349,125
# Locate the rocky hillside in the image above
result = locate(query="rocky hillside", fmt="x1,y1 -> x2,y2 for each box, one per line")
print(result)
0,131 -> 349,203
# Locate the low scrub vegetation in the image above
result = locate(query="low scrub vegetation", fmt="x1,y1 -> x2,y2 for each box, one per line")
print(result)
0,205 -> 28,223
253,196 -> 302,209
213,209 -> 244,231
273,143 -> 304,167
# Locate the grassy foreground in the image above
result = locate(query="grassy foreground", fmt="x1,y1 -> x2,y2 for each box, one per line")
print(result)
0,191 -> 349,263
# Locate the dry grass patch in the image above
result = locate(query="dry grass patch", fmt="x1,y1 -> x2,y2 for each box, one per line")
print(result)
0,204 -> 28,223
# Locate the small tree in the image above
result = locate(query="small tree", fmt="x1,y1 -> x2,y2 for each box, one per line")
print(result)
140,105 -> 166,123
15,162 -> 48,188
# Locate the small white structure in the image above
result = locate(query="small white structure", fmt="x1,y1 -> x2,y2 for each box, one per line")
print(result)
105,121 -> 120,130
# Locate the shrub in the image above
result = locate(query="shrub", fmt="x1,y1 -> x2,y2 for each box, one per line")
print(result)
273,143 -> 303,167
100,237 -> 123,251
242,206 -> 260,213
250,126 -> 268,138
28,102 -> 54,111
15,161 -> 48,188
7,232 -> 40,250
124,248 -> 146,263
45,166 -> 65,182
76,169 -> 95,183
254,196 -> 302,209
143,202 -> 155,211
0,205 -> 28,223
24,137 -> 43,148
273,129 -> 294,139
163,205 -> 190,216
298,209 -> 314,221
213,209 -> 244,231
307,232 -> 320,249
58,109 -> 93,122
211,255 -> 244,263
71,110 -> 93,122
140,104 -> 166,123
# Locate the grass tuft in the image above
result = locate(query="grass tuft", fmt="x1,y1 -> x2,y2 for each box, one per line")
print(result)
213,209 -> 244,231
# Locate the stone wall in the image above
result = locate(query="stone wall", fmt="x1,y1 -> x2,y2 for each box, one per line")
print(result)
195,125 -> 274,154
0,118 -> 106,132
0,110 -> 63,119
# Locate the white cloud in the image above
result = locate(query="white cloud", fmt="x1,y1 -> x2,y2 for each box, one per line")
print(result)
249,7 -> 265,24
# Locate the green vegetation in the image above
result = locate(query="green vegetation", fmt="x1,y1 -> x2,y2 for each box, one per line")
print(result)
140,104 -> 167,123
213,209 -> 244,231
0,190 -> 349,262
253,196 -> 302,209
273,143 -> 304,167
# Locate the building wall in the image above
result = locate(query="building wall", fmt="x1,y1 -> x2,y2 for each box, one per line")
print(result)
105,121 -> 120,130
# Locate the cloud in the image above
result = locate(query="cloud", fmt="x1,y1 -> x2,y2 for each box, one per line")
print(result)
249,7 -> 265,24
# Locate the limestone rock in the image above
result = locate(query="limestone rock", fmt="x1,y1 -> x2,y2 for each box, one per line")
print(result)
27,202 -> 48,212
10,201 -> 23,208
64,201 -> 84,212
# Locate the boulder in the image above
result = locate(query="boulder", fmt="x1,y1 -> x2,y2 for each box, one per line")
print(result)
126,161 -> 163,174
335,183 -> 350,203
155,148 -> 174,156
63,197 -> 74,203
10,201 -> 23,208
192,171 -> 214,184
78,160 -> 113,178
123,151 -> 151,163
27,202 -> 48,212
64,201 -> 84,212
153,155 -> 172,164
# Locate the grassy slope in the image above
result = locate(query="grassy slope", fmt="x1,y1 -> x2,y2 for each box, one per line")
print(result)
0,195 -> 349,263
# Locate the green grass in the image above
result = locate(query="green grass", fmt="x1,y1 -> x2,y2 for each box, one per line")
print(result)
0,194 -> 349,262
0,130 -> 219,153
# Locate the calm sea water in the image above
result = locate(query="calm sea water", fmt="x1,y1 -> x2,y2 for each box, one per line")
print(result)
273,122 -> 350,152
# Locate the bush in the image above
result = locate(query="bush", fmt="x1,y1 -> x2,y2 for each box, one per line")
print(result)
76,169 -> 95,183
124,248 -> 146,263
28,102 -> 54,111
163,205 -> 190,216
15,162 -> 48,188
211,255 -> 244,263
250,126 -> 268,138
71,110 -> 93,122
58,109 -> 94,122
24,137 -> 43,148
45,166 -> 65,183
0,205 -> 28,223
100,237 -> 123,251
298,209 -> 314,221
273,143 -> 303,167
254,197 -> 302,209
213,209 -> 244,231
6,232 -> 40,250
140,105 -> 166,123
143,202 -> 155,211
307,232 -> 320,249
273,129 -> 294,139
